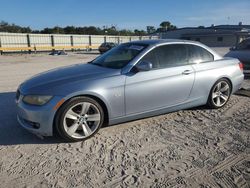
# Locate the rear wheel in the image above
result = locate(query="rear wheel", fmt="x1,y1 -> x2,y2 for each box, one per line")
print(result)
207,79 -> 231,109
55,96 -> 104,142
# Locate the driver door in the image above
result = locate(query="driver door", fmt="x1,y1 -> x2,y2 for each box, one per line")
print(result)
125,44 -> 195,115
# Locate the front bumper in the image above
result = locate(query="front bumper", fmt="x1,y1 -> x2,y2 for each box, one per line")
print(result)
16,96 -> 64,137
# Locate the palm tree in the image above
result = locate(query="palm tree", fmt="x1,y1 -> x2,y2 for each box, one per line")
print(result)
160,21 -> 171,29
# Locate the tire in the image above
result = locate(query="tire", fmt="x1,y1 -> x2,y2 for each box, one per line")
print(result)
207,78 -> 232,109
55,96 -> 105,142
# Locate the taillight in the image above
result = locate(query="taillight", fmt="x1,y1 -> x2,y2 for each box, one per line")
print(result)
239,62 -> 244,71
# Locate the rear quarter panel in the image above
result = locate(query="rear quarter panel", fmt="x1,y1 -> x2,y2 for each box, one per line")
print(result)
190,58 -> 244,103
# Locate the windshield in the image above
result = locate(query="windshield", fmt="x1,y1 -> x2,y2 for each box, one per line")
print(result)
91,43 -> 148,69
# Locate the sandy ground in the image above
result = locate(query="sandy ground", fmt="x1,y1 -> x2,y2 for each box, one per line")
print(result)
0,51 -> 249,187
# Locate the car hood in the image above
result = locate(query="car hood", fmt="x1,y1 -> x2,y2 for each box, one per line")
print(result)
19,63 -> 120,95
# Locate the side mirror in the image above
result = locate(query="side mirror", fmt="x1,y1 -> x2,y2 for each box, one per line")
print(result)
136,61 -> 153,71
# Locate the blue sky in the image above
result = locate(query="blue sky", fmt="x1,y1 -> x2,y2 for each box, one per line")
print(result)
0,0 -> 250,30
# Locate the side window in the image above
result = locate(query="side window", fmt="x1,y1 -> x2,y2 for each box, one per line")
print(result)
156,44 -> 189,68
139,44 -> 189,69
187,44 -> 214,64
139,49 -> 159,69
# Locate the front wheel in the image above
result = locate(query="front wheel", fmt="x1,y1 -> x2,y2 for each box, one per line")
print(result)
55,96 -> 104,142
207,79 -> 231,109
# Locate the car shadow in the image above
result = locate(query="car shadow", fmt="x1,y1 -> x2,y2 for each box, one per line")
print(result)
0,92 -> 63,146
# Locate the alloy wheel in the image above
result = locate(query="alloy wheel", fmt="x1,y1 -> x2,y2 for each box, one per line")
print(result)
63,102 -> 101,139
212,81 -> 230,107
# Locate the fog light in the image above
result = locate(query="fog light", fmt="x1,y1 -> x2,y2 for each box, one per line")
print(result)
23,119 -> 40,129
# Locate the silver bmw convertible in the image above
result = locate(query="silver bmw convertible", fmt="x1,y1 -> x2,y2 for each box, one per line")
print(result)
16,39 -> 244,141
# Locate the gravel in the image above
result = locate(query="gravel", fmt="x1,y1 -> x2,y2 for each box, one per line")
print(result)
0,52 -> 249,187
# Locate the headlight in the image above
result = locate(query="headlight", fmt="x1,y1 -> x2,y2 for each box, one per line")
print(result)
22,95 -> 53,105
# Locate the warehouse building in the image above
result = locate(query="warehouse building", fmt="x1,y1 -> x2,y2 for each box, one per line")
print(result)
159,23 -> 250,47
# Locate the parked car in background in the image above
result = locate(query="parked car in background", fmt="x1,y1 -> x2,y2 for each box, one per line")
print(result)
16,39 -> 244,141
225,38 -> 250,74
98,42 -> 117,53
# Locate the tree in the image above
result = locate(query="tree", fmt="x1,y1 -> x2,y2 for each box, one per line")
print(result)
0,21 -> 31,33
119,29 -> 134,36
40,27 -> 53,34
134,29 -> 147,36
159,21 -> 177,32
0,20 -> 148,36
160,21 -> 171,29
64,26 -> 76,34
53,26 -> 65,34
146,26 -> 156,34
168,25 -> 177,30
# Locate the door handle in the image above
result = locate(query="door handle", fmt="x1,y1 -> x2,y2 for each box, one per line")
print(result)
182,70 -> 193,75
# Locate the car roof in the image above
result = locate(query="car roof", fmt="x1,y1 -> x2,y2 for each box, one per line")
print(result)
129,39 -> 200,46
127,39 -> 222,60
